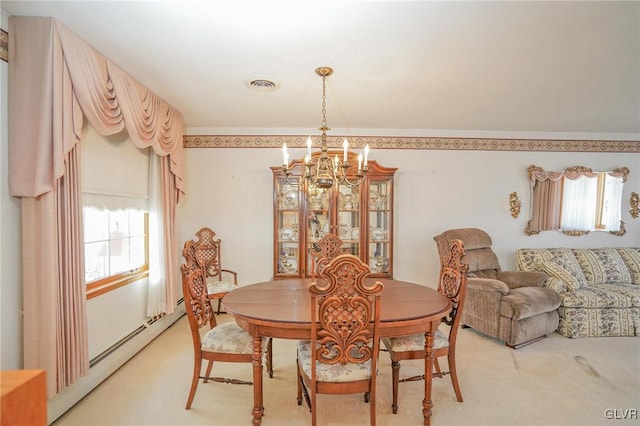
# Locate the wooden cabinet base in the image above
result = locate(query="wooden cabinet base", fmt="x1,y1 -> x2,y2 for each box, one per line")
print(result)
1,370 -> 47,426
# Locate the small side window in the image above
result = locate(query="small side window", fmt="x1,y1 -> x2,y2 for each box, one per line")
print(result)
84,207 -> 149,299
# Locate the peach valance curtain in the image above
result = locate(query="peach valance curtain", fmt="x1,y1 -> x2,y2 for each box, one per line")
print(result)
8,16 -> 184,397
9,17 -> 185,198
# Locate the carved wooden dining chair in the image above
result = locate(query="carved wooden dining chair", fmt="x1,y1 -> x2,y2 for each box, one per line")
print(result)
381,239 -> 468,413
309,232 -> 346,278
191,227 -> 238,314
181,240 -> 273,410
296,254 -> 384,426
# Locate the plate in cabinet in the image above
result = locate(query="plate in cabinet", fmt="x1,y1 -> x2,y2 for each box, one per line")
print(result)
351,227 -> 360,240
286,257 -> 298,271
280,227 -> 294,240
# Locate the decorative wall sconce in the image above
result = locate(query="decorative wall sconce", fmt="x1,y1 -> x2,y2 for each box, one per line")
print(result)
509,192 -> 521,219
631,192 -> 639,218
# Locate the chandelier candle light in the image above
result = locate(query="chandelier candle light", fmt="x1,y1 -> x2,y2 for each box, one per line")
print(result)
281,66 -> 370,189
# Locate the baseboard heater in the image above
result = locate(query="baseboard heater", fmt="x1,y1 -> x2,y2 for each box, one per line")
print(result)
48,298 -> 186,424
89,297 -> 184,368
88,297 -> 185,368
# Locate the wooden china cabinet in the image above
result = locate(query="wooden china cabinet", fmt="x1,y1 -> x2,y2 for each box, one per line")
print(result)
271,151 -> 397,279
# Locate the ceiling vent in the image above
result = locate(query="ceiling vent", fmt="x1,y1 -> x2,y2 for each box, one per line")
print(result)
247,78 -> 280,93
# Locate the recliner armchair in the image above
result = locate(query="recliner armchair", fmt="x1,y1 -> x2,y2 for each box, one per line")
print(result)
434,228 -> 562,348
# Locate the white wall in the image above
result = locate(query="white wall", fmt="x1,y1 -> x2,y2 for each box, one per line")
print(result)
177,146 -> 640,289
1,10 -> 23,371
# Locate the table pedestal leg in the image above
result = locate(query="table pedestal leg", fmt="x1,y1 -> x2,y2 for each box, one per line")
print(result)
422,324 -> 436,426
251,336 -> 264,426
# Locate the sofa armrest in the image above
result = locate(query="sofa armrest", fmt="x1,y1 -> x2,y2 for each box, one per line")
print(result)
497,270 -> 547,289
468,277 -> 510,296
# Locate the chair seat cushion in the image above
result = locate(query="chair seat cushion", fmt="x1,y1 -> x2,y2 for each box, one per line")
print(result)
297,340 -> 372,382
500,286 -> 562,321
206,279 -> 236,297
381,329 -> 448,353
201,321 -> 263,354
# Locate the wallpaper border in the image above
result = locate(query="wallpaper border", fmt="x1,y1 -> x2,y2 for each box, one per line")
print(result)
0,29 -> 8,63
184,135 -> 640,152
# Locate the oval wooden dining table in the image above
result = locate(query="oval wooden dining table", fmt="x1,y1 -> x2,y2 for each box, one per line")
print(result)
223,277 -> 451,426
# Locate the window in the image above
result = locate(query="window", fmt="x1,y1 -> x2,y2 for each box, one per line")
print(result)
84,207 -> 149,299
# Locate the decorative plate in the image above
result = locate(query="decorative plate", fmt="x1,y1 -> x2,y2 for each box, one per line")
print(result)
280,227 -> 294,240
369,191 -> 378,209
351,227 -> 360,240
284,190 -> 297,207
372,228 -> 384,241
286,257 -> 298,271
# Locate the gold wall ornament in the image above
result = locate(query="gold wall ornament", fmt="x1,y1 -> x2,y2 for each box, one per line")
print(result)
509,192 -> 521,219
525,220 -> 540,236
630,192 -> 639,218
610,221 -> 626,236
562,229 -> 590,236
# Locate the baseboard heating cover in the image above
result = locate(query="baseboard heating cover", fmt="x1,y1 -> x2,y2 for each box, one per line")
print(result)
47,300 -> 185,424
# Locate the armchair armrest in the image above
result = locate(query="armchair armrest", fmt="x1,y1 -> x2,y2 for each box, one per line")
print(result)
463,277 -> 510,337
467,277 -> 510,296
497,270 -> 546,289
220,269 -> 239,285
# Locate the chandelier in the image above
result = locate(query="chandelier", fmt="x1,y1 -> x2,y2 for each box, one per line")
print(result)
281,66 -> 370,189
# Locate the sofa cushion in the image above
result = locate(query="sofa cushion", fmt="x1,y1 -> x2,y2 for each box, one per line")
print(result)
516,248 -> 587,291
535,261 -> 587,292
499,286 -> 562,321
617,248 -> 640,284
561,284 -> 640,309
572,248 -> 632,285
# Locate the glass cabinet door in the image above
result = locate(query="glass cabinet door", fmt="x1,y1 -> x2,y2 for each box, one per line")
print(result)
337,184 -> 361,258
275,180 -> 300,275
368,179 -> 391,274
272,156 -> 396,279
306,186 -> 331,273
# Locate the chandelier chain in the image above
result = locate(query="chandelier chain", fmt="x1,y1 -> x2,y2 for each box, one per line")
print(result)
280,66 -> 369,189
321,74 -> 327,131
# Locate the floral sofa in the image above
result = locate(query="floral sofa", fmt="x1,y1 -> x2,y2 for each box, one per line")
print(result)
515,248 -> 640,338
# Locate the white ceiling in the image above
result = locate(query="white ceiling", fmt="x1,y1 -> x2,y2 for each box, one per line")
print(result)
2,1 -> 639,139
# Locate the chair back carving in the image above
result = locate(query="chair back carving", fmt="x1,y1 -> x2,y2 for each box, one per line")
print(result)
309,254 -> 384,368
437,239 -> 468,330
310,233 -> 346,278
181,240 -> 216,334
193,227 -> 224,281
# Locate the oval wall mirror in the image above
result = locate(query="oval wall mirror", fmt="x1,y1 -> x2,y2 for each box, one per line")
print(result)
525,165 -> 629,236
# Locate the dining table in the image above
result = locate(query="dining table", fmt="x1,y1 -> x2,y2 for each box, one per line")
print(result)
223,277 -> 452,426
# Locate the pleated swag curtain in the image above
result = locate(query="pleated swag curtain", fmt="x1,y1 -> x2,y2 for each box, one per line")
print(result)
8,16 -> 185,397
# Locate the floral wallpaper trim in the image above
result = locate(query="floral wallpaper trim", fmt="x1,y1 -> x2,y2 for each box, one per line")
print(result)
183,135 -> 640,152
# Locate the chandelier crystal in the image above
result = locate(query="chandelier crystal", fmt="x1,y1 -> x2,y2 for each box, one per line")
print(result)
281,66 -> 369,189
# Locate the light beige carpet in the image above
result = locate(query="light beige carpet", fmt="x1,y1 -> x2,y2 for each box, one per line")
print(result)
53,314 -> 639,426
